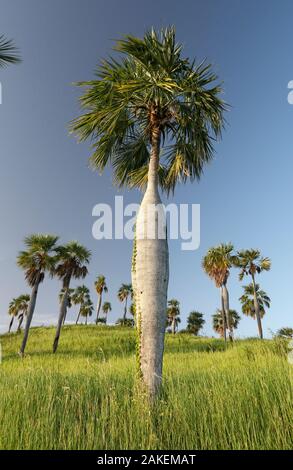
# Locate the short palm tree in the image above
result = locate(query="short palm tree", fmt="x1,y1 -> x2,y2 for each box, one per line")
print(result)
212,309 -> 241,338
17,234 -> 58,356
167,299 -> 180,334
202,243 -> 235,341
186,311 -> 205,336
239,283 -> 270,337
0,35 -> 21,67
53,241 -> 91,353
72,285 -> 91,324
118,284 -> 133,321
234,249 -> 271,339
94,275 -> 108,323
277,327 -> 293,339
15,294 -> 30,332
80,299 -> 94,325
102,301 -> 112,323
8,297 -> 20,333
71,27 -> 226,397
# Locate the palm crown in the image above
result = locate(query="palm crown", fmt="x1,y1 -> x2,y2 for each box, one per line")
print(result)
202,243 -> 234,287
71,27 -> 226,193
17,234 -> 59,286
118,284 -> 133,302
213,309 -> 240,335
54,241 -> 91,285
95,275 -> 108,295
234,249 -> 271,281
239,283 -> 270,319
0,35 -> 21,67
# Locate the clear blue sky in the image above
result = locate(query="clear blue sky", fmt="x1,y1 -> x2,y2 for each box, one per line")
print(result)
0,0 -> 292,336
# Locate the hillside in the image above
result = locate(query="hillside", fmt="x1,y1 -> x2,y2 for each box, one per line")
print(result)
0,326 -> 292,450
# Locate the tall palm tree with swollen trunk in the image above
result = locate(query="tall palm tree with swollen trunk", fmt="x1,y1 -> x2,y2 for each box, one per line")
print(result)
71,27 -> 226,398
94,276 -> 108,323
53,242 -> 91,353
234,250 -> 271,339
202,243 -> 234,342
17,234 -> 58,356
118,284 -> 132,321
0,35 -> 21,67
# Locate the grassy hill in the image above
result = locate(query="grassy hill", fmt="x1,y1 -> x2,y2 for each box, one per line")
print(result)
0,326 -> 292,450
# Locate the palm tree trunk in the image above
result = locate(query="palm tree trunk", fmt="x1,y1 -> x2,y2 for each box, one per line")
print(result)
220,287 -> 227,342
251,274 -> 263,339
95,294 -> 102,324
76,306 -> 82,325
8,316 -> 14,333
53,278 -> 71,353
85,314 -> 88,325
19,280 -> 40,356
171,318 -> 176,335
17,313 -> 24,332
123,297 -> 128,321
133,127 -> 169,399
222,283 -> 233,341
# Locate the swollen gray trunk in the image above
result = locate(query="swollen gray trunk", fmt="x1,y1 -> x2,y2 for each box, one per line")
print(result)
222,283 -> 233,341
76,306 -> 82,325
95,294 -> 102,324
19,281 -> 40,356
252,275 -> 263,339
132,130 -> 169,399
171,318 -> 176,335
53,280 -> 70,353
220,287 -> 227,342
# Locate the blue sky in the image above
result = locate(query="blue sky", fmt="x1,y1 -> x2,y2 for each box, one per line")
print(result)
0,0 -> 292,336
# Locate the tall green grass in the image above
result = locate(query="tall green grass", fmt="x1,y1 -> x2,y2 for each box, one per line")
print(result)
0,326 -> 292,449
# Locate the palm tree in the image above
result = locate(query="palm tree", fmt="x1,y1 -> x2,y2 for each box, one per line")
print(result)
15,294 -> 30,332
71,27 -> 225,397
53,241 -> 91,353
72,285 -> 91,324
202,243 -> 235,341
239,283 -> 270,336
167,299 -> 180,334
186,311 -> 205,336
118,284 -> 133,321
277,327 -> 293,339
212,309 -> 241,338
0,35 -> 21,68
8,297 -> 20,333
102,301 -> 112,323
17,234 -> 58,356
80,299 -> 94,325
59,287 -> 74,324
94,275 -> 108,323
234,250 -> 271,339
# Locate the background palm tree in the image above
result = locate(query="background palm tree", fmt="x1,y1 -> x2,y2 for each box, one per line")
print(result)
59,287 -> 74,324
71,27 -> 225,397
186,311 -> 205,336
15,294 -> 30,332
213,309 -> 241,338
167,299 -> 180,334
72,285 -> 91,324
17,234 -> 58,356
202,243 -> 235,341
53,241 -> 91,353
102,301 -> 112,323
234,249 -> 271,339
276,327 -> 293,339
118,284 -> 132,321
239,283 -> 270,336
94,275 -> 108,323
8,297 -> 20,333
80,299 -> 94,325
0,35 -> 21,67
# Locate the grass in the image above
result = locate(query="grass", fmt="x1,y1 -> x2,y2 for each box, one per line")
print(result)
0,325 -> 292,450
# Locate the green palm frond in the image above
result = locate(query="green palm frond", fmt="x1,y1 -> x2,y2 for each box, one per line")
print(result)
0,35 -> 21,67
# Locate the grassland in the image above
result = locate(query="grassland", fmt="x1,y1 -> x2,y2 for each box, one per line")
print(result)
0,325 -> 292,450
